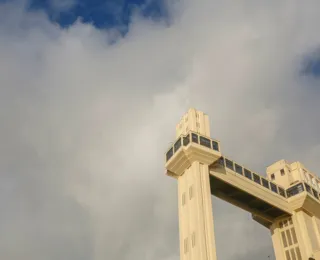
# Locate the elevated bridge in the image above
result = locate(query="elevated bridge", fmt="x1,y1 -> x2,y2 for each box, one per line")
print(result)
209,157 -> 291,228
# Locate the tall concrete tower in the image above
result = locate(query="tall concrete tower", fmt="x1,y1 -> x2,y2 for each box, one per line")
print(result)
165,108 -> 320,260
166,108 -> 221,260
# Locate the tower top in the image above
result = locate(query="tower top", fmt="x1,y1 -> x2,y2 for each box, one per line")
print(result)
175,108 -> 211,138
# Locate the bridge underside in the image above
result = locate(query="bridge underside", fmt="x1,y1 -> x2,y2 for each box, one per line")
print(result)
209,174 -> 289,228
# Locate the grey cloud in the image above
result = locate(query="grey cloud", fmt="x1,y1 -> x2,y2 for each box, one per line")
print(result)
1,1 -> 320,260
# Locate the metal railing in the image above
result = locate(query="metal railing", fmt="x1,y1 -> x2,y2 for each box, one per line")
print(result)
165,132 -> 220,162
216,156 -> 320,202
216,156 -> 287,198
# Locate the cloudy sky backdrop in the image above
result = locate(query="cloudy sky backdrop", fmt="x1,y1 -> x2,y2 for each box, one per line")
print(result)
1,0 -> 320,259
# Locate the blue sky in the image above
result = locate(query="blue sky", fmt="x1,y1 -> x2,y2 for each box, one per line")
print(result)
303,52 -> 320,77
27,0 -> 169,30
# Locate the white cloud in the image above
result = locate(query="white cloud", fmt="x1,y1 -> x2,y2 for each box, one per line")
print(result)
1,1 -> 320,260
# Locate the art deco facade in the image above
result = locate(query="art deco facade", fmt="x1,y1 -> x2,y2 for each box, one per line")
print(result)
165,108 -> 320,260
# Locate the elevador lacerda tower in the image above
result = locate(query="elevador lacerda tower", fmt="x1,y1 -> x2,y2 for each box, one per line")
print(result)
165,108 -> 320,260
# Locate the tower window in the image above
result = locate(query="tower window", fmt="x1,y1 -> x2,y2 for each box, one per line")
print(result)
290,249 -> 296,260
271,174 -> 275,180
212,141 -> 219,151
281,231 -> 288,247
286,183 -> 304,197
235,164 -> 243,175
281,169 -> 285,176
183,135 -> 190,146
225,159 -> 234,170
244,169 -> 252,180
166,147 -> 174,162
252,173 -> 261,184
305,183 -> 312,194
270,183 -> 278,193
182,193 -> 186,206
189,185 -> 193,199
286,230 -> 292,246
192,232 -> 196,247
279,187 -> 286,198
174,138 -> 182,152
285,250 -> 291,260
218,157 -> 225,166
184,238 -> 188,253
291,228 -> 298,244
199,136 -> 211,148
262,178 -> 269,189
191,133 -> 198,143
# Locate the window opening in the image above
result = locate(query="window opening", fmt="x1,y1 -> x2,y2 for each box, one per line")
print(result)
191,133 -> 198,143
212,140 -> 219,151
182,193 -> 186,206
199,136 -> 211,148
253,173 -> 261,184
235,164 -> 243,175
225,159 -> 234,170
244,169 -> 252,180
189,186 -> 193,200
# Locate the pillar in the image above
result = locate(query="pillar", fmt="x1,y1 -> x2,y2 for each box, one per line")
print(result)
177,161 -> 217,260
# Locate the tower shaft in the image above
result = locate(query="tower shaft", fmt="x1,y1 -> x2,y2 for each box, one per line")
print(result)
271,208 -> 320,260
178,161 -> 217,260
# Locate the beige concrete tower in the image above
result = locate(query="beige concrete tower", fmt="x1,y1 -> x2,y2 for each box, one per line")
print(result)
267,160 -> 320,260
165,108 -> 320,260
166,108 -> 221,260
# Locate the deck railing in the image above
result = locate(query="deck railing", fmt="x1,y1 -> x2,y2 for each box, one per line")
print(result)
216,156 -> 320,202
216,156 -> 287,198
165,132 -> 220,162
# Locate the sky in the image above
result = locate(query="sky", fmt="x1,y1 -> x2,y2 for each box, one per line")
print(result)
0,0 -> 320,260
26,0 -> 170,31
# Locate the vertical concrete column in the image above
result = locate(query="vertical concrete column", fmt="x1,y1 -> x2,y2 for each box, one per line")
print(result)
313,216 -> 320,250
295,211 -> 313,257
270,223 -> 285,260
291,212 -> 309,259
177,161 -> 217,260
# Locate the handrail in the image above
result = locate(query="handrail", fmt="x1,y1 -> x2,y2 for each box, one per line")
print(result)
165,131 -> 221,162
213,156 -> 320,202
214,156 -> 287,198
